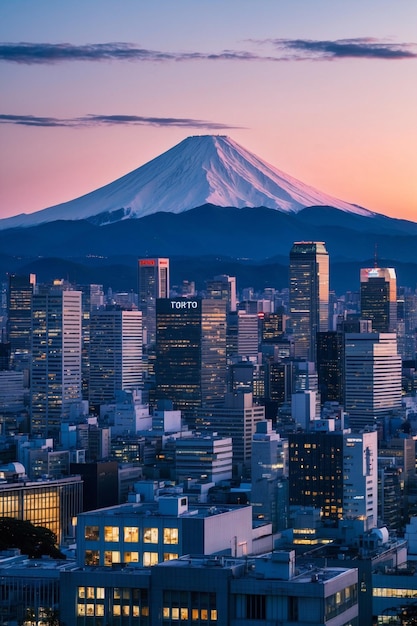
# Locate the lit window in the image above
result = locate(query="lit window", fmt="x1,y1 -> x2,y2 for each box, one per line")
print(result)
77,604 -> 85,616
181,608 -> 189,620
78,587 -> 85,598
211,609 -> 218,620
113,606 -> 121,616
122,606 -> 130,617
96,605 -> 104,617
143,527 -> 158,543
104,526 -> 119,542
192,608 -> 199,620
163,607 -> 170,619
163,527 -> 179,544
143,551 -> 159,566
86,587 -> 95,599
164,553 -> 178,561
124,526 -> 139,542
104,550 -> 121,566
172,608 -> 179,620
124,551 -> 139,563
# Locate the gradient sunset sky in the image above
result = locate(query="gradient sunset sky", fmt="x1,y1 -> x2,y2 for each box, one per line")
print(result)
1,0 -> 416,221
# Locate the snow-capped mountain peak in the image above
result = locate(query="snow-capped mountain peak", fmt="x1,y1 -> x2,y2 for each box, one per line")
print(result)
0,134 -> 374,230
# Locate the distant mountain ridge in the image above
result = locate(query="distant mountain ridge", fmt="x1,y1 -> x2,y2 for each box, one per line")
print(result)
0,135 -> 374,230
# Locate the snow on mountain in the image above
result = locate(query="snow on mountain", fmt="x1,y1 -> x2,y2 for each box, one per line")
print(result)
0,135 -> 375,230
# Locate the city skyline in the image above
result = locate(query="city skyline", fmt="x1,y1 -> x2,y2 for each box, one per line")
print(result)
1,1 -> 417,222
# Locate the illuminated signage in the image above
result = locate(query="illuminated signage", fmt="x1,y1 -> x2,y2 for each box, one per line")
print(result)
367,268 -> 380,278
170,301 -> 198,309
139,260 -> 156,266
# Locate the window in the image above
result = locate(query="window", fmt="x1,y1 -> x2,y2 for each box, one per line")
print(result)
143,527 -> 158,543
104,526 -> 119,542
143,551 -> 159,566
85,525 -> 99,541
124,526 -> 139,542
163,527 -> 179,544
104,550 -> 121,566
84,550 -> 99,566
246,595 -> 266,620
124,551 -> 139,563
164,552 -> 178,561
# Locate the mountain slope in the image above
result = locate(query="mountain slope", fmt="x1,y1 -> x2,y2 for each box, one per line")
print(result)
0,135 -> 373,230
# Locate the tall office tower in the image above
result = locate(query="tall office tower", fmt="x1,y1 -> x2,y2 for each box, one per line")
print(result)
237,311 -> 259,359
31,288 -> 82,439
289,427 -> 377,525
289,429 -> 344,521
260,312 -> 285,344
289,241 -> 329,362
205,274 -> 237,312
7,273 -> 36,368
344,333 -> 402,433
138,258 -> 169,345
360,267 -> 397,333
155,298 -> 227,413
316,331 -> 344,404
89,309 -> 143,410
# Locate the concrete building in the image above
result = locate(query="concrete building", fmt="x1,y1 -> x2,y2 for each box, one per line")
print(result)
175,433 -> 233,484
195,392 -> 265,477
76,495 -> 253,568
344,333 -> 402,433
31,288 -> 82,439
89,309 -> 143,409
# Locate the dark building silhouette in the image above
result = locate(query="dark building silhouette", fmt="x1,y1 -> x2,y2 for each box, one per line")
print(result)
288,431 -> 343,521
7,273 -> 36,368
360,267 -> 397,333
316,331 -> 344,404
289,242 -> 329,362
70,461 -> 119,512
155,298 -> 227,412
138,258 -> 169,345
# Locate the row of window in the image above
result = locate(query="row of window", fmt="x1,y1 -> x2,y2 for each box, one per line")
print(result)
85,525 -> 179,544
162,607 -> 217,621
85,550 -> 178,567
77,604 -> 149,617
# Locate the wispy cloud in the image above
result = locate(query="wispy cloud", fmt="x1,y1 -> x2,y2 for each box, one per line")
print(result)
1,38 -> 415,65
0,113 -> 241,130
259,37 -> 417,60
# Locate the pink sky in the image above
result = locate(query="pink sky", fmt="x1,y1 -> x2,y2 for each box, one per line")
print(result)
1,1 -> 416,221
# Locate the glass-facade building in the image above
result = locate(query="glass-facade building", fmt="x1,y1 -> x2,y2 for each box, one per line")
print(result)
138,258 -> 170,345
155,298 -> 227,412
360,267 -> 397,333
289,242 -> 329,362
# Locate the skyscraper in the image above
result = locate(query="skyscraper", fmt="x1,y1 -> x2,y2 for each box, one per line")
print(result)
344,332 -> 402,433
360,267 -> 397,333
7,273 -> 36,368
138,258 -> 169,345
155,298 -> 227,412
31,288 -> 82,438
205,274 -> 237,312
89,309 -> 143,409
289,242 -> 329,362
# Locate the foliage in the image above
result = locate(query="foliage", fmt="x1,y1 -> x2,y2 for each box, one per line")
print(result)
0,517 -> 66,559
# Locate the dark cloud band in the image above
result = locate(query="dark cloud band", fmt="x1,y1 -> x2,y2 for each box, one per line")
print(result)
1,38 -> 415,65
0,113 -> 241,130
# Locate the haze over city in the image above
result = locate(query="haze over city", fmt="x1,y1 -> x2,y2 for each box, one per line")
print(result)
1,0 -> 417,221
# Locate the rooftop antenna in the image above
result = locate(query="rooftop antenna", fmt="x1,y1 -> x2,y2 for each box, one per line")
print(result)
374,243 -> 378,268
